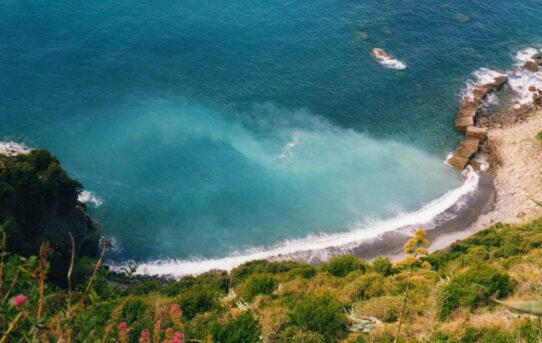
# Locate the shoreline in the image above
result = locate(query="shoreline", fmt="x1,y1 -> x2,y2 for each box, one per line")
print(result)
383,105 -> 542,262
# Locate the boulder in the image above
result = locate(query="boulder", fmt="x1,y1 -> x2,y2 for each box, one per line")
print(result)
448,154 -> 470,169
532,52 -> 542,60
454,145 -> 476,159
470,160 -> 481,171
486,75 -> 508,89
372,48 -> 389,59
529,85 -> 537,92
524,60 -> 539,72
466,126 -> 487,140
472,84 -> 490,101
460,136 -> 481,151
534,92 -> 542,103
455,116 -> 474,131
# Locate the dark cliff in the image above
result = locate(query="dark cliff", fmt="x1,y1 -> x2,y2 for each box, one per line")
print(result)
0,149 -> 100,284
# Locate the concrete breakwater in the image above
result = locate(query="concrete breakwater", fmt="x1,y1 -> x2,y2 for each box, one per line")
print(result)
448,73 -> 507,169
448,49 -> 542,170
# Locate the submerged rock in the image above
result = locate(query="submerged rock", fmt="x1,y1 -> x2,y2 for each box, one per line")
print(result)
372,48 -> 389,59
524,60 -> 539,72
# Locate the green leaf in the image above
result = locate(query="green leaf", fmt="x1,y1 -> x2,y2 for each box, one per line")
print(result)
494,299 -> 542,315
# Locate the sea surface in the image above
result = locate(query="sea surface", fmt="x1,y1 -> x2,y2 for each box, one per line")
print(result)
1,0 -> 541,273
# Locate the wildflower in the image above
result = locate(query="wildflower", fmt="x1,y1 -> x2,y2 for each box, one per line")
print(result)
12,294 -> 27,308
117,322 -> 128,330
164,327 -> 174,340
139,329 -> 150,343
172,332 -> 184,343
169,304 -> 181,317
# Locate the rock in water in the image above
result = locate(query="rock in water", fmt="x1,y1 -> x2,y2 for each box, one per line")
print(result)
372,48 -> 389,59
524,60 -> 539,72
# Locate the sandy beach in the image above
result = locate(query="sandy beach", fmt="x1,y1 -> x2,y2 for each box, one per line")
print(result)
427,105 -> 542,252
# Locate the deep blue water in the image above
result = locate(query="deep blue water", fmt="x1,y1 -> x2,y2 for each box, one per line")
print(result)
1,0 -> 541,261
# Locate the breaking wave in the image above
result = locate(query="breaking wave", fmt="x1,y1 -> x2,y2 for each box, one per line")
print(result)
78,190 -> 104,207
0,141 -> 30,156
117,168 -> 479,278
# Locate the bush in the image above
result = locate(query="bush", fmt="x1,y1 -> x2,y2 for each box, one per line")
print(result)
162,271 -> 229,296
290,294 -> 346,341
357,296 -> 402,323
372,257 -> 394,276
211,311 -> 261,343
244,273 -> 276,300
276,326 -> 324,343
231,260 -> 306,284
438,264 -> 515,320
321,255 -> 366,277
461,326 -> 513,343
177,285 -> 221,320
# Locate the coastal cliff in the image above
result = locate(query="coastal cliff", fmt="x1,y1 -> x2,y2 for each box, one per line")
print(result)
0,149 -> 101,284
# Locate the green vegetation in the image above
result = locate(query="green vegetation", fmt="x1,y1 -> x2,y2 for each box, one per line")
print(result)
3,151 -> 542,342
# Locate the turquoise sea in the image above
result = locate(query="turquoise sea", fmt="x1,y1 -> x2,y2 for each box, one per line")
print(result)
1,0 -> 541,271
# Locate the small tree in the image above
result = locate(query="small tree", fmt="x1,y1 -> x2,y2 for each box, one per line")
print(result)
394,229 -> 430,343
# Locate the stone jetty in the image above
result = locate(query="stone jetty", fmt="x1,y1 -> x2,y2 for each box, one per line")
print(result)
448,73 -> 508,169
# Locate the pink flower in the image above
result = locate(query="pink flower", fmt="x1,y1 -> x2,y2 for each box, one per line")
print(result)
12,294 -> 27,308
172,332 -> 184,343
169,304 -> 181,317
117,322 -> 128,330
138,329 -> 150,343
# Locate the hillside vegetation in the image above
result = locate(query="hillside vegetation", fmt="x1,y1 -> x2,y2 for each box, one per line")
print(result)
2,152 -> 542,342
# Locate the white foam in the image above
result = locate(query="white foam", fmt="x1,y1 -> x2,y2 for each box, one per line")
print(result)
372,49 -> 407,70
117,167 -> 479,278
508,47 -> 542,108
0,141 -> 31,156
461,68 -> 507,103
78,190 -> 104,207
278,136 -> 300,159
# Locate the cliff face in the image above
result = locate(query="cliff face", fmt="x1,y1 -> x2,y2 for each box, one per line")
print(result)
0,149 -> 100,284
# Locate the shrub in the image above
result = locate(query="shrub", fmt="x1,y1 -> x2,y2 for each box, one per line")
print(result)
372,257 -> 394,276
231,260 -> 306,284
321,255 -> 365,277
177,285 -> 221,320
276,326 -> 324,343
438,264 -> 515,320
290,294 -> 346,341
357,296 -> 403,323
211,311 -> 261,343
162,271 -> 229,296
244,273 -> 276,300
461,326 -> 513,343
288,265 -> 317,279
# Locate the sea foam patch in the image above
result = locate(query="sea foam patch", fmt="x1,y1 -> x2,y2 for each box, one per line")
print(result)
508,47 -> 542,108
78,190 -> 104,207
372,48 -> 407,70
115,167 -> 479,278
0,142 -> 31,156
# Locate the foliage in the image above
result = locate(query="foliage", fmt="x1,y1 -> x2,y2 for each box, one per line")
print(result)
5,152 -> 542,342
437,264 -> 515,320
290,294 -> 346,341
243,273 -> 276,300
321,255 -> 366,277
211,311 -> 262,343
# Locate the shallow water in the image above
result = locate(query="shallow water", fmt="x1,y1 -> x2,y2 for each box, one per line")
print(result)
1,0 -> 541,264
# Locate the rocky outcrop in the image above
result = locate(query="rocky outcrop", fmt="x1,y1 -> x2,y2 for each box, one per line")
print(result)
0,149 -> 101,285
524,60 -> 539,72
372,48 -> 389,59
